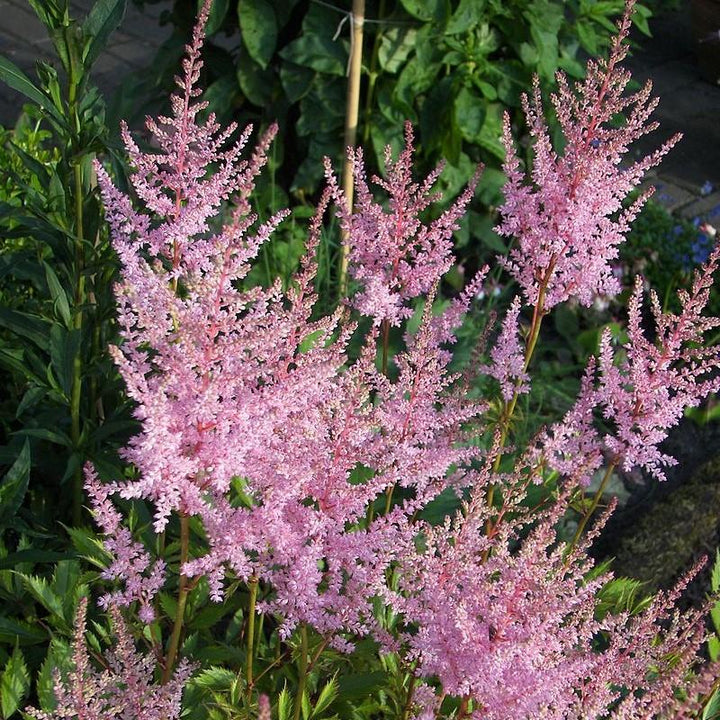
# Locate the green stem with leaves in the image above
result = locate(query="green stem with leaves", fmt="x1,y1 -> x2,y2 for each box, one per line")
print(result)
162,514 -> 190,684
245,577 -> 259,694
293,624 -> 309,720
68,65 -> 86,526
568,461 -> 617,553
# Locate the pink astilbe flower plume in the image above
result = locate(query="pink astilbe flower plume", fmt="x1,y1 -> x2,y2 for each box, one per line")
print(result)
84,466 -> 165,622
391,479 -> 713,719
26,598 -> 192,720
497,0 -> 679,311
94,0 -> 490,645
326,123 -> 481,325
598,243 -> 720,480
539,243 -> 720,485
479,295 -> 530,401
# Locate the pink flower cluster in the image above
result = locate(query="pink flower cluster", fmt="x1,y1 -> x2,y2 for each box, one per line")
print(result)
68,0 -> 720,716
326,122 -> 480,326
26,599 -> 191,720
496,1 -> 679,311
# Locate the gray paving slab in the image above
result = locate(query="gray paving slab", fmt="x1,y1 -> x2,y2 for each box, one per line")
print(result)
0,0 -> 173,127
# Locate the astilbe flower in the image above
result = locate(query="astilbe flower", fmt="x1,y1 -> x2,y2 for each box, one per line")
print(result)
390,469 -> 712,720
539,243 -> 720,485
478,295 -> 530,401
94,0 -> 488,646
326,122 -> 480,326
84,465 -> 165,622
26,598 -> 192,720
497,0 -> 679,311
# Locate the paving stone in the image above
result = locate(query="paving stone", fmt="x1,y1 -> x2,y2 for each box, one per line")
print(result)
648,179 -> 697,213
680,191 -> 720,222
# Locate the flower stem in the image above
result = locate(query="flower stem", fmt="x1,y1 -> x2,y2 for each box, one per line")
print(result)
245,576 -> 259,695
381,318 -> 390,375
162,514 -> 190,684
293,624 -> 309,720
568,461 -> 617,552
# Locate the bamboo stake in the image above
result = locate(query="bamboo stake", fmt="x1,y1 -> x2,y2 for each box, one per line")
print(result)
338,0 -> 365,296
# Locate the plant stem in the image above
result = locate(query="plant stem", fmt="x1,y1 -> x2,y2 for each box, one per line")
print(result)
245,576 -> 258,695
568,461 -> 617,552
70,157 -> 86,528
338,0 -> 365,296
162,514 -> 190,684
293,624 -> 309,720
381,318 -> 390,375
400,672 -> 417,720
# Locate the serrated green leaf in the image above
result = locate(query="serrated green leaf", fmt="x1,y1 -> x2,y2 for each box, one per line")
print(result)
17,573 -> 66,619
37,638 -> 72,712
0,549 -> 72,571
301,689 -> 311,720
192,666 -> 236,691
1,646 -> 30,718
0,617 -> 48,646
238,0 -> 277,69
312,677 -> 338,716
278,686 -> 292,720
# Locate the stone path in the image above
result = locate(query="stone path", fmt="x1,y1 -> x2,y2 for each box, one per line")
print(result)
0,0 -> 172,126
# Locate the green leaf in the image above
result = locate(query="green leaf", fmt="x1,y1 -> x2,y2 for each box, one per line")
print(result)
238,0 -> 277,69
17,573 -> 66,620
709,635 -> 720,662
336,671 -> 387,700
0,646 -> 30,719
0,549 -> 73,571
399,0 -> 444,22
44,262 -> 72,327
377,27 -> 417,74
0,57 -> 65,127
49,325 -> 82,399
704,687 -> 720,720
0,441 -> 30,530
279,62 -> 315,103
301,689 -> 311,720
37,638 -> 71,712
17,427 -> 73,447
277,686 -> 292,720
0,616 -> 47,645
454,86 -> 485,143
445,0 -> 485,34
201,0 -> 229,35
64,525 -> 111,568
0,308 -> 52,351
710,549 -> 720,592
82,0 -> 127,66
236,58 -> 274,107
312,677 -> 338,716
191,665 -> 236,691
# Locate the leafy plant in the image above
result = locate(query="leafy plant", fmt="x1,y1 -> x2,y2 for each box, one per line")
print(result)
0,0 -> 133,526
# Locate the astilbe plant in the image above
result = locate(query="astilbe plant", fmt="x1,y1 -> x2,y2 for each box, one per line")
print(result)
30,0 -> 720,718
